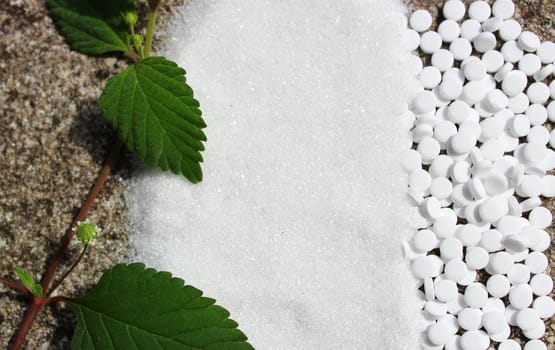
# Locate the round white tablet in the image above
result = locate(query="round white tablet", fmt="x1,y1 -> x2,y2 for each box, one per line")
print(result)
508,114 -> 530,137
412,229 -> 438,253
420,31 -> 443,54
481,16 -> 503,32
460,330 -> 490,350
446,100 -> 472,124
449,38 -> 472,61
480,229 -> 503,252
484,89 -> 509,112
489,251 -> 515,274
499,339 -> 522,350
529,207 -> 552,229
524,340 -> 547,350
432,49 -> 454,72
482,310 -> 506,334
464,282 -> 488,308
518,31 -> 541,52
438,20 -> 460,43
502,70 -> 527,97
418,137 -> 441,164
508,263 -> 531,285
479,196 -> 509,223
427,322 -> 451,346
430,155 -> 454,178
468,1 -> 491,22
440,237 -> 463,260
458,308 -> 483,330
439,77 -> 463,100
405,29 -> 421,51
463,58 -> 487,81
430,177 -> 453,200
450,130 -> 476,155
522,322 -> 545,340
422,197 -> 443,219
425,300 -> 449,317
533,64 -> 554,82
495,62 -> 514,82
522,142 -> 547,164
548,101 -> 555,122
435,279 -> 458,302
537,41 -> 555,64
502,40 -> 524,63
508,93 -> 530,114
409,169 -> 432,192
444,258 -> 467,282
516,308 -> 542,330
520,196 -> 541,212
542,174 -> 555,197
499,19 -> 522,41
492,0 -> 515,19
527,82 -> 550,104
519,54 -> 542,76
482,50 -> 504,73
434,120 -> 457,145
401,149 -> 422,173
487,274 -> 511,298
413,90 -> 437,114
526,104 -> 548,126
443,0 -> 466,21
410,9 -> 433,32
533,296 -> 555,318
412,255 -> 443,279
509,283 -> 533,309
517,175 -> 543,198
530,273 -> 553,296
419,66 -> 442,89
525,252 -> 548,274
465,247 -> 489,270
473,32 -> 497,53
460,19 -> 481,40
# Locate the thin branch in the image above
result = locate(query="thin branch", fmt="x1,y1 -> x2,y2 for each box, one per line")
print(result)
0,278 -> 32,298
47,244 -> 88,297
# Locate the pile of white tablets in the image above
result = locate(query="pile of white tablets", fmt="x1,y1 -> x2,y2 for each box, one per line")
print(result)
403,1 -> 555,349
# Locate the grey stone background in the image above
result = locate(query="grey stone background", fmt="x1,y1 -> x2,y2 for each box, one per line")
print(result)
0,0 -> 553,348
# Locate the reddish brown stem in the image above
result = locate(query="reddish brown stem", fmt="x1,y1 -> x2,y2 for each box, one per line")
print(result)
0,278 -> 32,298
9,139 -> 123,350
10,297 -> 48,350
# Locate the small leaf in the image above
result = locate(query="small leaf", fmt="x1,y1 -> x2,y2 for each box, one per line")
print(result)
71,263 -> 254,350
101,56 -> 207,183
46,0 -> 135,55
15,268 -> 43,297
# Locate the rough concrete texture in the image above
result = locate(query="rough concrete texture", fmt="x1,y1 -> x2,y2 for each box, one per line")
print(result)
0,0 -> 553,349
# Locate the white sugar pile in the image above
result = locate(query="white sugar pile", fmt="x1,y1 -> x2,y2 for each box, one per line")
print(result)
127,0 -> 422,348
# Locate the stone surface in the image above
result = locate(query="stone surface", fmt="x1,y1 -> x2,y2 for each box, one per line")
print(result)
0,0 -> 552,348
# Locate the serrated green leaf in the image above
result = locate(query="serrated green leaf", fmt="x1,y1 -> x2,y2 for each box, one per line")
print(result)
47,0 -> 135,55
71,263 -> 254,350
100,56 -> 207,183
14,268 -> 43,297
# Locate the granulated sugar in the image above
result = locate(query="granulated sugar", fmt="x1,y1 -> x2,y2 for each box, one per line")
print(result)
127,0 -> 422,348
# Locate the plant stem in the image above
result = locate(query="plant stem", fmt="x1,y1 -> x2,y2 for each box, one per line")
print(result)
0,278 -> 32,298
10,296 -> 47,350
144,8 -> 158,57
40,140 -> 122,292
47,244 -> 88,298
9,139 -> 123,350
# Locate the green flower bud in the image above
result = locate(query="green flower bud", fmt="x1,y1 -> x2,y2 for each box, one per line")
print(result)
132,34 -> 144,48
123,11 -> 138,26
75,219 -> 98,244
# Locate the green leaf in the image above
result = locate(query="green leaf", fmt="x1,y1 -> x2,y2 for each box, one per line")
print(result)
46,0 -> 135,55
71,263 -> 254,350
14,268 -> 43,297
100,56 -> 207,183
